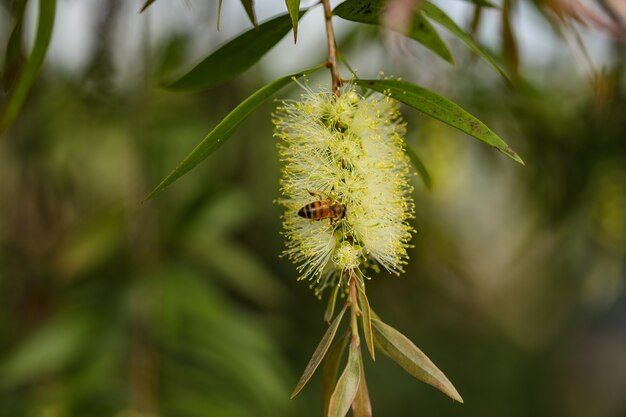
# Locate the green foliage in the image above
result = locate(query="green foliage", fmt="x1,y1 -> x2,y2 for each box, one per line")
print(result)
239,0 -> 258,27
165,12 -> 302,91
333,0 -> 454,64
11,1 -> 626,416
322,334 -> 349,416
351,355 -> 372,417
327,341 -> 361,417
0,0 -> 55,134
404,145 -> 433,189
354,79 -> 524,164
372,315 -> 463,403
291,304 -> 348,399
146,65 -> 323,200
285,0 -> 302,42
420,1 -> 510,81
357,283 -> 375,361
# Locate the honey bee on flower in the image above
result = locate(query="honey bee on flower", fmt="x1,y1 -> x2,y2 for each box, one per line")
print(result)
273,82 -> 415,296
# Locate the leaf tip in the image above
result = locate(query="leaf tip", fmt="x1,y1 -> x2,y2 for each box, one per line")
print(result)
501,146 -> 525,165
449,386 -> 464,403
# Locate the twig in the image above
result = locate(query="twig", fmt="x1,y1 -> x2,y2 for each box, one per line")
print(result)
321,0 -> 342,96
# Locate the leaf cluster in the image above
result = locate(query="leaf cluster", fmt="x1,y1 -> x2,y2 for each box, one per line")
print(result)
142,0 -> 523,200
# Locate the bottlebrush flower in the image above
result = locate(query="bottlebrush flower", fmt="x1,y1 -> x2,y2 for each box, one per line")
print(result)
273,83 -> 414,295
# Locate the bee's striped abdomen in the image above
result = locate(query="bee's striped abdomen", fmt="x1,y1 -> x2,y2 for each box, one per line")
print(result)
298,200 -> 332,220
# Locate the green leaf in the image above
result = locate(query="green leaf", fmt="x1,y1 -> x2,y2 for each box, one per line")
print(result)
421,1 -> 510,81
372,316 -> 463,403
0,313 -> 90,386
325,284 -> 341,325
139,0 -> 156,12
239,0 -> 257,27
328,340 -> 361,417
501,0 -> 519,80
322,332 -> 349,417
354,79 -> 524,165
0,0 -> 55,135
2,0 -> 27,90
166,12 -> 302,91
145,66 -> 322,201
404,144 -> 432,189
351,354 -> 372,417
285,0 -> 301,42
356,283 -> 375,361
333,0 -> 454,64
290,303 -> 348,399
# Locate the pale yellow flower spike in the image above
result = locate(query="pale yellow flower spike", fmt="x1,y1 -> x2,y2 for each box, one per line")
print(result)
273,83 -> 415,296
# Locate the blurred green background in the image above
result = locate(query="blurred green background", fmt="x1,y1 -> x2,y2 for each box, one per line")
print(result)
1,1 -> 626,416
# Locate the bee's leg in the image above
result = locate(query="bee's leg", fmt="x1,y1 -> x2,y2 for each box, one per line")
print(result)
307,190 -> 323,200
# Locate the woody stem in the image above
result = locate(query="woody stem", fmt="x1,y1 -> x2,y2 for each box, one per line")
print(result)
321,0 -> 342,96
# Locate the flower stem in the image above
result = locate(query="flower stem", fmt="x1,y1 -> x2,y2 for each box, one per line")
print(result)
348,273 -> 361,347
321,0 -> 342,96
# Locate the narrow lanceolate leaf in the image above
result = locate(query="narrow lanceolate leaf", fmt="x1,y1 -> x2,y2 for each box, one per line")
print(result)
166,12 -> 302,91
145,66 -> 322,201
333,0 -> 454,64
0,0 -> 55,135
356,284 -> 375,361
354,79 -> 524,165
501,0 -> 519,80
239,0 -> 257,27
404,144 -> 433,190
2,0 -> 27,90
291,304 -> 348,399
372,317 -> 463,403
322,333 -> 349,417
351,354 -> 372,417
139,0 -> 156,12
325,284 -> 341,325
285,0 -> 301,42
421,1 -> 510,81
328,341 -> 361,417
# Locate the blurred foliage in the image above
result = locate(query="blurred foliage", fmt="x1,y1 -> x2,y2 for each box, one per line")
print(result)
1,1 -> 626,417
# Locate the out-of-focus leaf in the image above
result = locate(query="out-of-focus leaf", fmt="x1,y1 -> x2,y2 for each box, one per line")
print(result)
0,314 -> 90,386
285,0 -> 301,42
354,79 -> 524,165
351,354 -> 372,417
291,304 -> 348,399
372,316 -> 464,403
240,0 -> 257,27
333,0 -> 454,64
322,333 -> 349,417
356,283 -> 375,361
421,1 -> 510,81
328,340 -> 361,417
55,213 -> 124,279
139,0 -> 156,12
0,0 -> 55,135
501,0 -> 520,79
145,65 -> 323,200
166,12 -> 301,91
325,283 -> 340,324
199,241 -> 289,307
2,0 -> 27,90
404,144 -> 433,189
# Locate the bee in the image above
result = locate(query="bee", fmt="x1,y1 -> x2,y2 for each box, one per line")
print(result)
298,190 -> 346,221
